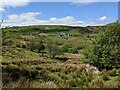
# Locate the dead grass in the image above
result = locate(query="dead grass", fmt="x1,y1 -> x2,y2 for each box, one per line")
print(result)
2,57 -> 120,88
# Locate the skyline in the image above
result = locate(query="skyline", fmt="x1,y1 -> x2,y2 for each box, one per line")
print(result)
1,1 -> 119,27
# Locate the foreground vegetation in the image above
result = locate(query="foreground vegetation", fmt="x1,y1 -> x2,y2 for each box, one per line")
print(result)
2,59 -> 120,88
1,23 -> 120,88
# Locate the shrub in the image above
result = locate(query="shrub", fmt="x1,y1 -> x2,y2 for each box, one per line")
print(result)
100,70 -> 109,81
28,39 -> 45,56
61,45 -> 69,52
46,40 -> 62,58
68,47 -> 78,54
47,73 -> 61,82
88,77 -> 104,88
83,23 -> 120,70
108,68 -> 118,76
4,64 -> 21,80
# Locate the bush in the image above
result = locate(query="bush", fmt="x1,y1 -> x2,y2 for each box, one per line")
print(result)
68,47 -> 78,54
83,23 -> 120,70
29,39 -> 45,54
100,70 -> 109,81
4,64 -> 21,80
61,45 -> 69,52
46,40 -> 62,58
108,68 -> 118,76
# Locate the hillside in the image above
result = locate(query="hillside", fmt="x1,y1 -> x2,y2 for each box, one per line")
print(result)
2,25 -> 93,61
1,23 -> 120,88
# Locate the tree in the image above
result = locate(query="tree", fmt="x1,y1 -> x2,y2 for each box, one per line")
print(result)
83,23 -> 120,70
38,41 -> 45,56
46,40 -> 62,58
51,44 -> 61,58
29,40 -> 38,52
29,39 -> 45,56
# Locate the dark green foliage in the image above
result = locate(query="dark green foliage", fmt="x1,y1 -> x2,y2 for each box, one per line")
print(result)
29,39 -> 45,55
68,47 -> 78,54
83,23 -> 120,70
3,64 -> 21,80
61,45 -> 69,52
46,40 -> 62,58
62,44 -> 78,53
29,39 -> 38,52
38,41 -> 45,53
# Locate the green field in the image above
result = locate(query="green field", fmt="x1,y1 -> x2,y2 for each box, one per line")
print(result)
1,23 -> 120,88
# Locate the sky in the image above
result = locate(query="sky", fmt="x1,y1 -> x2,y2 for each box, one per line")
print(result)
0,0 -> 119,27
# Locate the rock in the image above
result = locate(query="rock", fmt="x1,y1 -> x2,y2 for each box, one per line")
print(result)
85,66 -> 99,75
